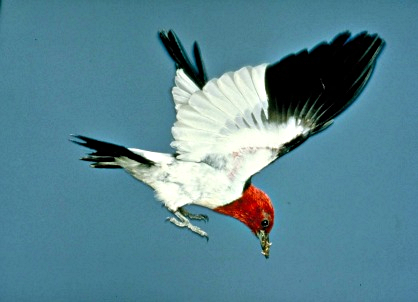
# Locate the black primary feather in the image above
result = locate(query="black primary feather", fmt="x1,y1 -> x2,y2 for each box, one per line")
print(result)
159,30 -> 208,89
70,135 -> 154,168
265,31 -> 385,156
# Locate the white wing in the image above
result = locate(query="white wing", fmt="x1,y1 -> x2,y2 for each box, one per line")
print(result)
171,65 -> 310,184
167,31 -> 385,187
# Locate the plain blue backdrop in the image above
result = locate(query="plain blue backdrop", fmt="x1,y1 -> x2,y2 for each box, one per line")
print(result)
1,1 -> 417,301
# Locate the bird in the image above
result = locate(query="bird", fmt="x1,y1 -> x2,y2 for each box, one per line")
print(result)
71,30 -> 385,258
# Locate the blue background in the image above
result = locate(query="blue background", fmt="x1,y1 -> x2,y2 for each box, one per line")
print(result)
1,1 -> 417,301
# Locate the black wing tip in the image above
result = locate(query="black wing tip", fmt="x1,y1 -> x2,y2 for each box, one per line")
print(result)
332,30 -> 384,43
158,29 -> 207,89
158,29 -> 175,45
309,31 -> 385,62
265,30 -> 385,156
334,31 -> 386,57
193,41 -> 208,84
265,30 -> 385,128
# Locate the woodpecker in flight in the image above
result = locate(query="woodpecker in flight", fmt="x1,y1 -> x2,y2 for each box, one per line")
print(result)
72,30 -> 384,258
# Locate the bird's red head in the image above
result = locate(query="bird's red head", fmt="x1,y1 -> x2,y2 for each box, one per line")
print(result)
214,184 -> 275,258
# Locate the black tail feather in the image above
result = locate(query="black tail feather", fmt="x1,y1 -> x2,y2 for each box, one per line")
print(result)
70,135 -> 154,168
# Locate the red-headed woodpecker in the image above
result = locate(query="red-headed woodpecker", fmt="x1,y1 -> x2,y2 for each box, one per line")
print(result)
72,30 -> 384,258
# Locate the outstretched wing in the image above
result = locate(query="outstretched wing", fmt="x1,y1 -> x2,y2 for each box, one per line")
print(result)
162,31 -> 385,186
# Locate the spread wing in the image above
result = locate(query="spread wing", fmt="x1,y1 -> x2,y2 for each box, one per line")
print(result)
160,30 -> 385,186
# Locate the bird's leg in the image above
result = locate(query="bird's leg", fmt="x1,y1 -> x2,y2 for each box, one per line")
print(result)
179,207 -> 209,222
167,208 -> 209,240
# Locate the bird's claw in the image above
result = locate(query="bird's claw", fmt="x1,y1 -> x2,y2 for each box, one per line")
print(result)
179,208 -> 209,222
166,210 -> 209,241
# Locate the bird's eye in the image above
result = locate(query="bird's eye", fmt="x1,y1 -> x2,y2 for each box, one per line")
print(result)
261,219 -> 269,228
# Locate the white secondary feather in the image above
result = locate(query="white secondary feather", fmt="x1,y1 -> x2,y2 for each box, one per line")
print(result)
172,69 -> 200,111
170,65 -> 310,185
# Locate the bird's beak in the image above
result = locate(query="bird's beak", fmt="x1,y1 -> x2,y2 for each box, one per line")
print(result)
256,230 -> 272,258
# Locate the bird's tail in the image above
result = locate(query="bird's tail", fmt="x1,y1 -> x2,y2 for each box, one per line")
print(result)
70,135 -> 154,168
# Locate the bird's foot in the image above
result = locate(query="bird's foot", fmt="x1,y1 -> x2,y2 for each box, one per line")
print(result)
167,209 -> 209,240
179,207 -> 209,222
